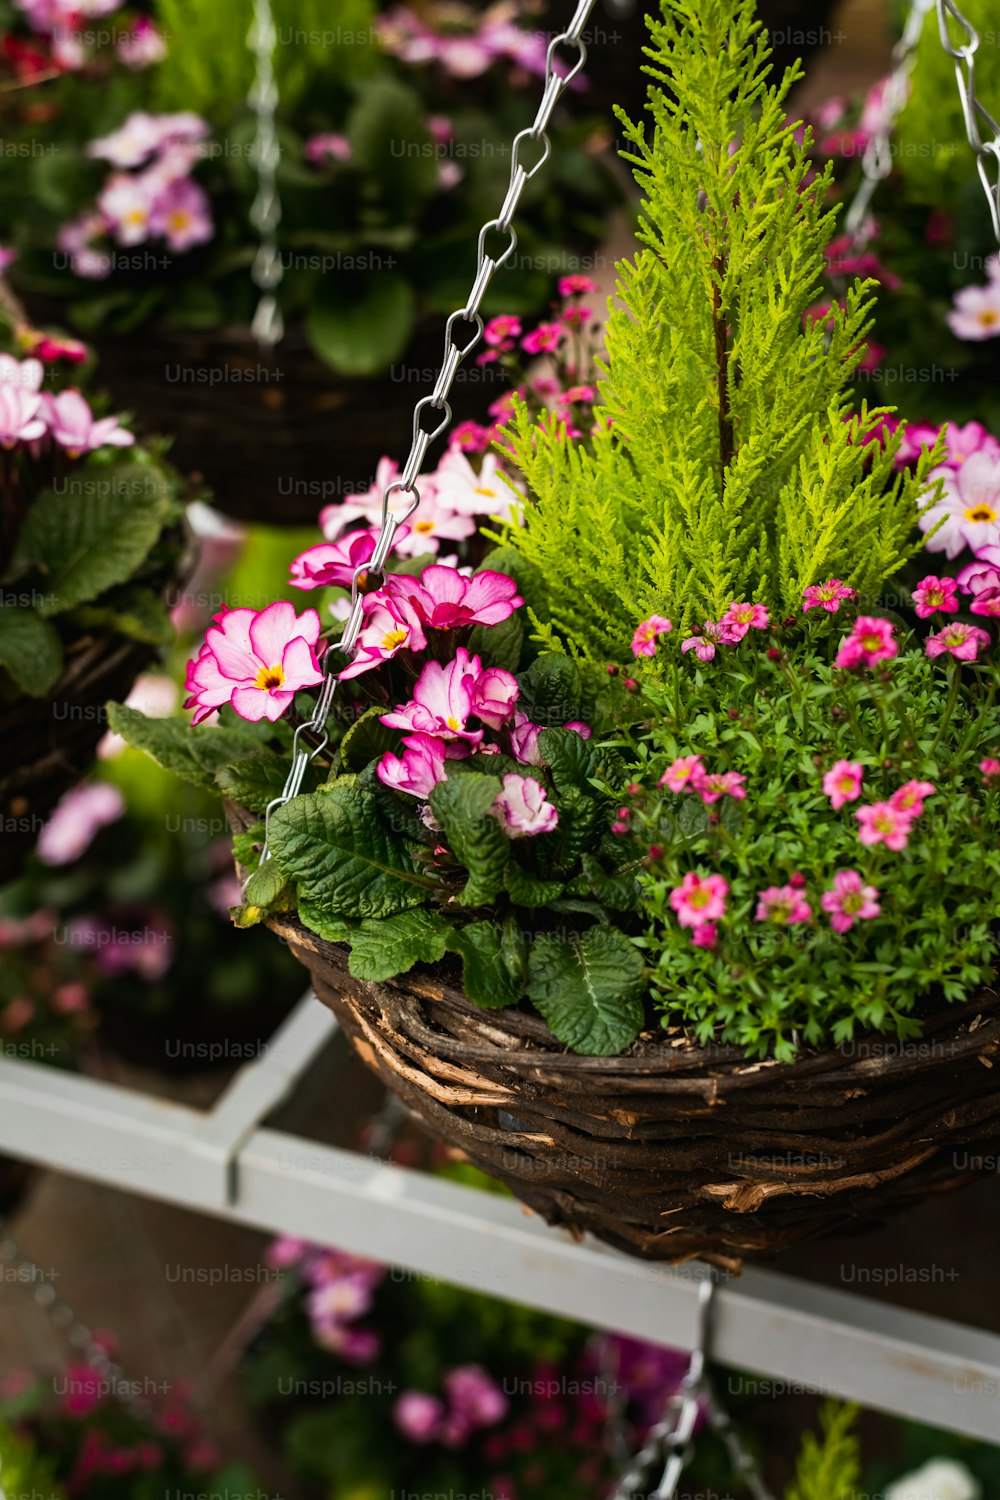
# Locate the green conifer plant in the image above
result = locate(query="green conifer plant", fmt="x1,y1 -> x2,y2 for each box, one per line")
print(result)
500,0 -> 942,664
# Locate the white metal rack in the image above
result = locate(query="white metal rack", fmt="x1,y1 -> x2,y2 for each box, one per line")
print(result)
1,993 -> 998,1443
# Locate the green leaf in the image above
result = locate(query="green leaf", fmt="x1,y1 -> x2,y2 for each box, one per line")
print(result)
428,773 -> 508,906
106,705 -> 264,791
217,754 -> 317,814
297,899 -> 352,943
0,606 -> 64,696
241,858 -> 288,910
346,75 -> 439,212
340,705 -> 398,772
478,545 -> 548,624
526,927 -> 646,1056
517,654 -> 582,729
14,465 -> 173,615
68,586 -> 174,645
446,922 -> 523,1009
348,909 -> 452,982
307,273 -> 417,377
232,825 -> 265,871
468,610 -> 523,672
268,785 -> 434,919
504,862 -> 565,907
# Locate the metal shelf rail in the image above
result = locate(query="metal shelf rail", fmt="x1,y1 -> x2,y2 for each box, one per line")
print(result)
1,993 -> 998,1442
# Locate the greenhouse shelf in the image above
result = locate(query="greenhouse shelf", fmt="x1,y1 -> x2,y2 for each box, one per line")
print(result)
0,994 -> 998,1442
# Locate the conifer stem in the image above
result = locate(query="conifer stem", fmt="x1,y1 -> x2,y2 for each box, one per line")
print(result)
711,255 -> 734,483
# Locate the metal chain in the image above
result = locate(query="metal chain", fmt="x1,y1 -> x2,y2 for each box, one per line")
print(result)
255,0 -> 599,867
0,1211 -> 153,1423
247,0 -> 284,347
935,0 -> 1000,244
610,1272 -> 777,1500
843,0 -> 935,244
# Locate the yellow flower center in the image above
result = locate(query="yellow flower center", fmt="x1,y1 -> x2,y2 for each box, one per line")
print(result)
125,209 -> 147,226
964,503 -> 997,524
254,663 -> 285,692
474,485 -> 498,498
861,634 -> 881,651
874,811 -> 894,832
837,774 -> 854,791
978,310 -> 998,326
414,519 -> 435,533
167,211 -> 192,233
381,627 -> 408,650
843,892 -> 863,914
446,716 -> 461,732
689,888 -> 710,908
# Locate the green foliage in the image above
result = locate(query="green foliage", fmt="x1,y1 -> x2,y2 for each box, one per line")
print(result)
500,0 -> 937,660
154,0 -> 379,120
428,773 -> 508,905
627,623 -> 1000,1058
526,926 -> 647,1054
106,703 -> 270,791
306,272 -> 418,378
347,909 -> 452,982
0,606 -> 63,696
0,1421 -> 64,1500
786,1404 -> 861,1500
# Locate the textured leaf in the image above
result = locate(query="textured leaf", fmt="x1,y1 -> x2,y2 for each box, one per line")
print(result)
340,705 -> 398,772
504,862 -> 565,907
428,773 -> 508,906
446,922 -> 523,1009
526,927 -> 646,1055
15,465 -> 173,614
297,900 -> 352,943
241,857 -> 288,910
307,273 -> 416,377
348,909 -> 451,982
517,654 -> 582,730
467,611 -> 523,672
0,606 -> 63,696
268,786 -> 433,919
106,705 -> 264,791
69,587 -> 174,645
217,755 -> 317,814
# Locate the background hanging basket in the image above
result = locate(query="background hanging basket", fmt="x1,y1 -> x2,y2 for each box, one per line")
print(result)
260,905 -> 1000,1270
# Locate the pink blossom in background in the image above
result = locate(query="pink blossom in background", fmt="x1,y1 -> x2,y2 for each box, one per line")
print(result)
856,341 -> 886,373
670,872 -> 728,929
483,314 -> 522,347
305,133 -> 352,165
0,352 -> 43,391
911,575 -> 959,617
25,331 -> 87,364
337,593 -> 427,681
37,782 -> 125,865
381,649 -> 486,745
720,601 -> 769,639
392,492 -> 477,557
98,171 -> 157,245
290,530 -> 380,590
117,16 -> 167,68
937,420 -> 1000,468
947,279 -> 1000,340
559,274 -> 597,297
631,614 -> 673,657
184,603 -> 324,723
432,449 -> 523,523
386,566 -> 522,630
890,780 -> 936,817
919,454 -> 1000,557
658,755 -> 706,793
444,1365 -> 508,1428
377,733 -> 451,800
693,770 -> 746,805
691,922 -> 717,949
521,322 -> 564,355
888,418 -> 939,468
394,1391 -> 445,1443
822,760 -> 864,811
980,758 -> 1000,779
957,546 -> 1000,615
821,870 -> 881,933
88,112 -> 171,169
56,211 -> 110,279
508,712 -> 589,766
52,982 -> 90,1015
149,176 -> 213,251
855,802 -> 912,851
42,390 -> 134,455
308,1275 -> 375,1326
0,385 -> 46,446
925,621 -> 991,662
491,774 -> 558,837
0,245 -> 18,274
265,1236 -> 307,1269
834,616 -> 898,670
754,884 -> 812,925
451,420 -> 491,453
560,304 -> 593,329
801,578 -> 856,613
1,998 -> 35,1035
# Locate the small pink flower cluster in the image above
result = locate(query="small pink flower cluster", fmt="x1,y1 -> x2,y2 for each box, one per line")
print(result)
59,112 -> 213,278
679,602 -> 770,661
395,1365 -> 508,1448
657,755 -> 746,805
823,760 -> 936,852
0,352 -> 133,453
668,866 -> 882,949
266,1237 -> 385,1362
834,609 -> 992,668
379,4 -> 549,80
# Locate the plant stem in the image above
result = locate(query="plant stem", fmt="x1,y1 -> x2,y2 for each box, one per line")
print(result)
711,253 -> 734,486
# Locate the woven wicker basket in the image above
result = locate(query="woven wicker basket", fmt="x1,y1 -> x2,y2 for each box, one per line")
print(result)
263,909 -> 1000,1269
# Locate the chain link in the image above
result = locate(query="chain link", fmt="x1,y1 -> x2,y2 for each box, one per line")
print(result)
247,0 -> 284,347
254,0 -> 601,868
935,0 -> 1000,243
843,0 -> 935,244
0,1211 -> 153,1424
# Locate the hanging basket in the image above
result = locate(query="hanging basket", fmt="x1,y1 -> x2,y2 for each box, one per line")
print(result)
258,901 -> 1000,1269
18,312 -> 503,528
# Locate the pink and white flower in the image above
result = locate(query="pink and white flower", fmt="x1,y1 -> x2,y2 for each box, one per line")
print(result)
947,279 -> 1000,340
98,172 -> 157,245
631,615 -> 673,657
680,620 -> 733,662
692,770 -> 746,805
658,755 -> 706,793
670,872 -> 729,930
117,16 -> 167,68
802,579 -> 857,613
184,603 -> 324,724
890,780 -> 936,816
56,211 -> 110,279
385,566 -> 522,630
470,666 -> 519,730
855,802 -> 912,851
491,775 -> 558,838
42,390 -> 133,456
149,176 -> 213,252
394,1392 -> 444,1444
957,546 -> 1000,616
925,621 -> 991,662
521,322 -> 564,355
823,760 -> 864,811
720,601 -> 769,638
754,885 -> 812,925
834,616 -> 898,670
938,420 -> 1000,469
37,781 -> 125,865
919,454 -> 1000,558
431,449 -> 522,521
0,386 -> 46,447
305,133 -> 352,165
381,648 -> 486,745
377,734 -> 450,800
338,592 -> 427,681
290,531 -> 381,591
911,575 -> 959,617
508,712 -> 589,766
821,870 -> 881,933
393,492 -> 477,557
0,353 -> 43,391
88,112 -> 173,169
